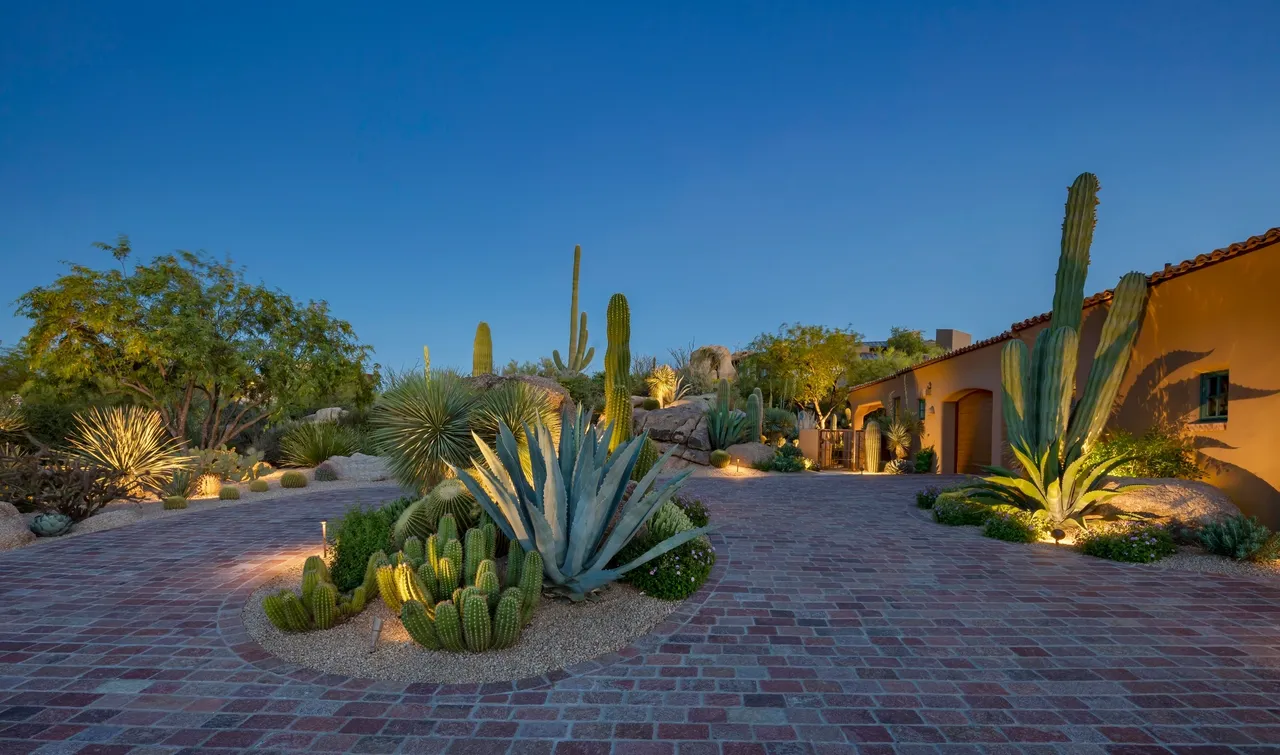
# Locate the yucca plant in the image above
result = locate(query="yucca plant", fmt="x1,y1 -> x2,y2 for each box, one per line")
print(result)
67,406 -> 189,495
884,411 -> 920,460
455,406 -> 711,600
280,421 -> 360,468
645,365 -> 690,408
371,372 -> 478,492
470,381 -> 560,450
0,397 -> 25,436
965,173 -> 1149,528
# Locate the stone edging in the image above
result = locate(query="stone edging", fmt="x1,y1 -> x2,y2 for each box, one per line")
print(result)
216,530 -> 731,699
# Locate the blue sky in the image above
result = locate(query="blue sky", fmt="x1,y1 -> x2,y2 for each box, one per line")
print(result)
2,2 -> 1277,373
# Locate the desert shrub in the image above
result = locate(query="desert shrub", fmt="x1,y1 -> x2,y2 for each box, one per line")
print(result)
252,421 -> 300,466
314,462 -> 338,482
67,406 -> 187,494
763,408 -> 797,443
280,471 -> 308,488
329,504 -> 394,592
674,495 -> 710,528
983,508 -> 1047,543
248,479 -> 269,492
1199,516 -> 1280,561
1164,517 -> 1203,546
709,449 -> 730,469
932,495 -> 990,526
280,422 -> 359,468
1086,425 -> 1203,480
641,398 -> 660,411
192,445 -> 266,483
916,486 -> 940,509
616,501 -> 715,600
556,373 -> 604,415
914,446 -> 936,474
17,400 -> 83,449
1077,523 -> 1176,563
0,451 -> 133,519
371,372 -> 478,491
767,443 -> 806,472
219,487 -> 241,500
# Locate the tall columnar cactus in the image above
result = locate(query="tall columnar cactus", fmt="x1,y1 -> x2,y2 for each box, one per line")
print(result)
311,583 -> 338,630
263,553 -> 367,633
746,390 -> 763,442
552,245 -> 596,374
967,173 -> 1150,527
401,600 -> 439,649
492,589 -> 523,649
604,293 -> 631,451
863,420 -> 882,472
473,322 -> 493,376
716,378 -> 731,411
461,589 -> 492,651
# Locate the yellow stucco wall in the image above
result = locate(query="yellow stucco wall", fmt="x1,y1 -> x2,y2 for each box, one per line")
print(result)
847,240 -> 1280,522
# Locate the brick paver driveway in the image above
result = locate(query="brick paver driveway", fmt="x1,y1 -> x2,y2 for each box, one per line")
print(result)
4,475 -> 1280,754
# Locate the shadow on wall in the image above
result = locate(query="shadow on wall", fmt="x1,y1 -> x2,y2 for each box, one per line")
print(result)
1113,348 -> 1280,526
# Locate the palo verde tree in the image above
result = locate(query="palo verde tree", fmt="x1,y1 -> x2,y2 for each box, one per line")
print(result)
742,323 -> 863,428
14,236 -> 373,449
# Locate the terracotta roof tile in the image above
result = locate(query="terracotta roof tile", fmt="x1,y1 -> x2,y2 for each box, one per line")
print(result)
849,226 -> 1280,392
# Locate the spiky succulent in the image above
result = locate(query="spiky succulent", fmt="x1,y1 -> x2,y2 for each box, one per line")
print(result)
454,405 -> 711,599
67,406 -> 188,495
371,372 -> 478,491
280,422 -> 359,468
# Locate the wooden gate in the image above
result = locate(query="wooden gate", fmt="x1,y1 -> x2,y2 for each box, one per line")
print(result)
817,429 -> 860,470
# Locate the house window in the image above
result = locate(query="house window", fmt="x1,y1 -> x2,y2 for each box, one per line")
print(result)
892,396 -> 901,419
918,398 -> 926,420
1200,370 -> 1229,421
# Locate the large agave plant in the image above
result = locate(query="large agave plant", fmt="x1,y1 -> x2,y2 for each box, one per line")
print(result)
371,372 -> 478,492
454,406 -> 711,599
67,406 -> 188,494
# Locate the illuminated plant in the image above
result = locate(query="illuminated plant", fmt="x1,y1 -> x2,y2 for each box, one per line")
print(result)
473,322 -> 493,376
603,294 -> 631,451
67,406 -> 188,495
371,372 -> 478,491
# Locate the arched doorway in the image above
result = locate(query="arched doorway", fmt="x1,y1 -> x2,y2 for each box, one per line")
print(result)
943,389 -> 993,474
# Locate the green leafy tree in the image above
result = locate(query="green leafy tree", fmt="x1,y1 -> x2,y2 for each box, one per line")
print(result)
742,324 -> 863,428
14,237 -> 373,449
847,327 -> 945,386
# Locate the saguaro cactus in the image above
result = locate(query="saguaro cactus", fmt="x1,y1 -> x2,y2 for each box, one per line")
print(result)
552,245 -> 595,374
604,293 -> 631,451
746,389 -> 763,442
863,419 -> 882,472
473,322 -> 493,376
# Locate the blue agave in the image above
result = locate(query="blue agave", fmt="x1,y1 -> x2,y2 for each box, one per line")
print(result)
30,512 -> 73,537
454,406 -> 710,599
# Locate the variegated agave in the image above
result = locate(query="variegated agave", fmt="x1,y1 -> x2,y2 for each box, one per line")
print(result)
453,406 -> 711,599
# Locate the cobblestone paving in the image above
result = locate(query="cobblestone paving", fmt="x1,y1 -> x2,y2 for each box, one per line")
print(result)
3,475 -> 1280,754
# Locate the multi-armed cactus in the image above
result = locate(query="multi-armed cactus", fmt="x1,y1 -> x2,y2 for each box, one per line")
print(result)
967,173 -> 1150,526
552,245 -> 596,374
473,322 -> 493,376
746,388 -> 763,442
863,419 -> 882,472
388,514 -> 543,652
263,555 -> 369,633
603,293 -> 631,451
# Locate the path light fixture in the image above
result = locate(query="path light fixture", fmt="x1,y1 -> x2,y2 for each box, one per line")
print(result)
321,520 -> 328,558
1052,529 -> 1065,544
370,617 -> 383,651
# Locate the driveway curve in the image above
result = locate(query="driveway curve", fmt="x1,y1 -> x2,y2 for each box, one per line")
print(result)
2,475 -> 1280,754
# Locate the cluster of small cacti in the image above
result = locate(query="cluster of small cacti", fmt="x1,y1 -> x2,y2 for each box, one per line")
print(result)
863,420 -> 882,472
262,555 -> 369,633
603,293 -> 631,451
746,388 -> 763,442
377,513 -> 542,652
280,471 -> 308,488
473,322 -> 493,376
219,487 -> 241,500
314,462 -> 338,482
248,479 -> 270,493
163,495 -> 188,510
393,479 -> 479,545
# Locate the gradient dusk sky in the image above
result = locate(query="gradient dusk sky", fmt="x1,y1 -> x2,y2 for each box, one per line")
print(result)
2,2 -> 1278,372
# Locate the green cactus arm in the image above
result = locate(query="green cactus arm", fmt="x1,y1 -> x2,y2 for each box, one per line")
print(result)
1000,340 -> 1032,458
401,600 -> 441,649
1051,173 -> 1100,333
579,345 -> 595,373
1033,327 -> 1078,464
1063,271 -> 1149,460
567,245 -> 582,370
573,312 -> 591,371
552,350 -> 567,371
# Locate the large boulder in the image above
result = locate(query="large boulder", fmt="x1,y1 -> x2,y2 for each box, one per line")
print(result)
1095,478 -> 1241,524
325,453 -> 391,482
0,501 -> 35,551
654,442 -> 710,468
305,407 -> 349,423
725,442 -> 775,468
635,403 -> 710,452
463,374 -> 574,414
690,345 -> 736,383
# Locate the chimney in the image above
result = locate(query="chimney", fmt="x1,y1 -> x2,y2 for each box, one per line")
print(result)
935,329 -> 971,352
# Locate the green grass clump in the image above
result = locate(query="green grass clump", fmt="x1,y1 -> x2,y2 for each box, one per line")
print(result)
280,471 -> 308,488
932,495 -> 990,526
248,479 -> 269,493
1199,515 -> 1280,561
1077,523 -> 1176,563
280,421 -> 359,468
709,450 -> 730,469
219,487 -> 241,500
162,496 -> 188,510
982,508 -> 1047,543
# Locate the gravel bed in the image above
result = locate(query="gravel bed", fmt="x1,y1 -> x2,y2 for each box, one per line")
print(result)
243,561 -> 681,684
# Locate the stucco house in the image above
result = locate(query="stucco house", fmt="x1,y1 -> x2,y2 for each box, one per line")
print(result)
846,227 -> 1280,524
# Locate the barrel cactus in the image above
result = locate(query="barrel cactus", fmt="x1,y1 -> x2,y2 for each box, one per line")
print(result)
162,496 -> 188,510
194,473 -> 222,498
314,462 -> 338,482
248,479 -> 269,493
280,471 -> 307,488
965,173 -> 1150,527
219,486 -> 241,500
863,420 -> 882,472
263,551 -> 367,633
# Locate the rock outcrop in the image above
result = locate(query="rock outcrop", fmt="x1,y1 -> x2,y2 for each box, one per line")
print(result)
724,442 -> 775,468
635,403 -> 712,466
1095,478 -> 1242,524
325,453 -> 392,482
0,501 -> 35,551
689,345 -> 735,383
